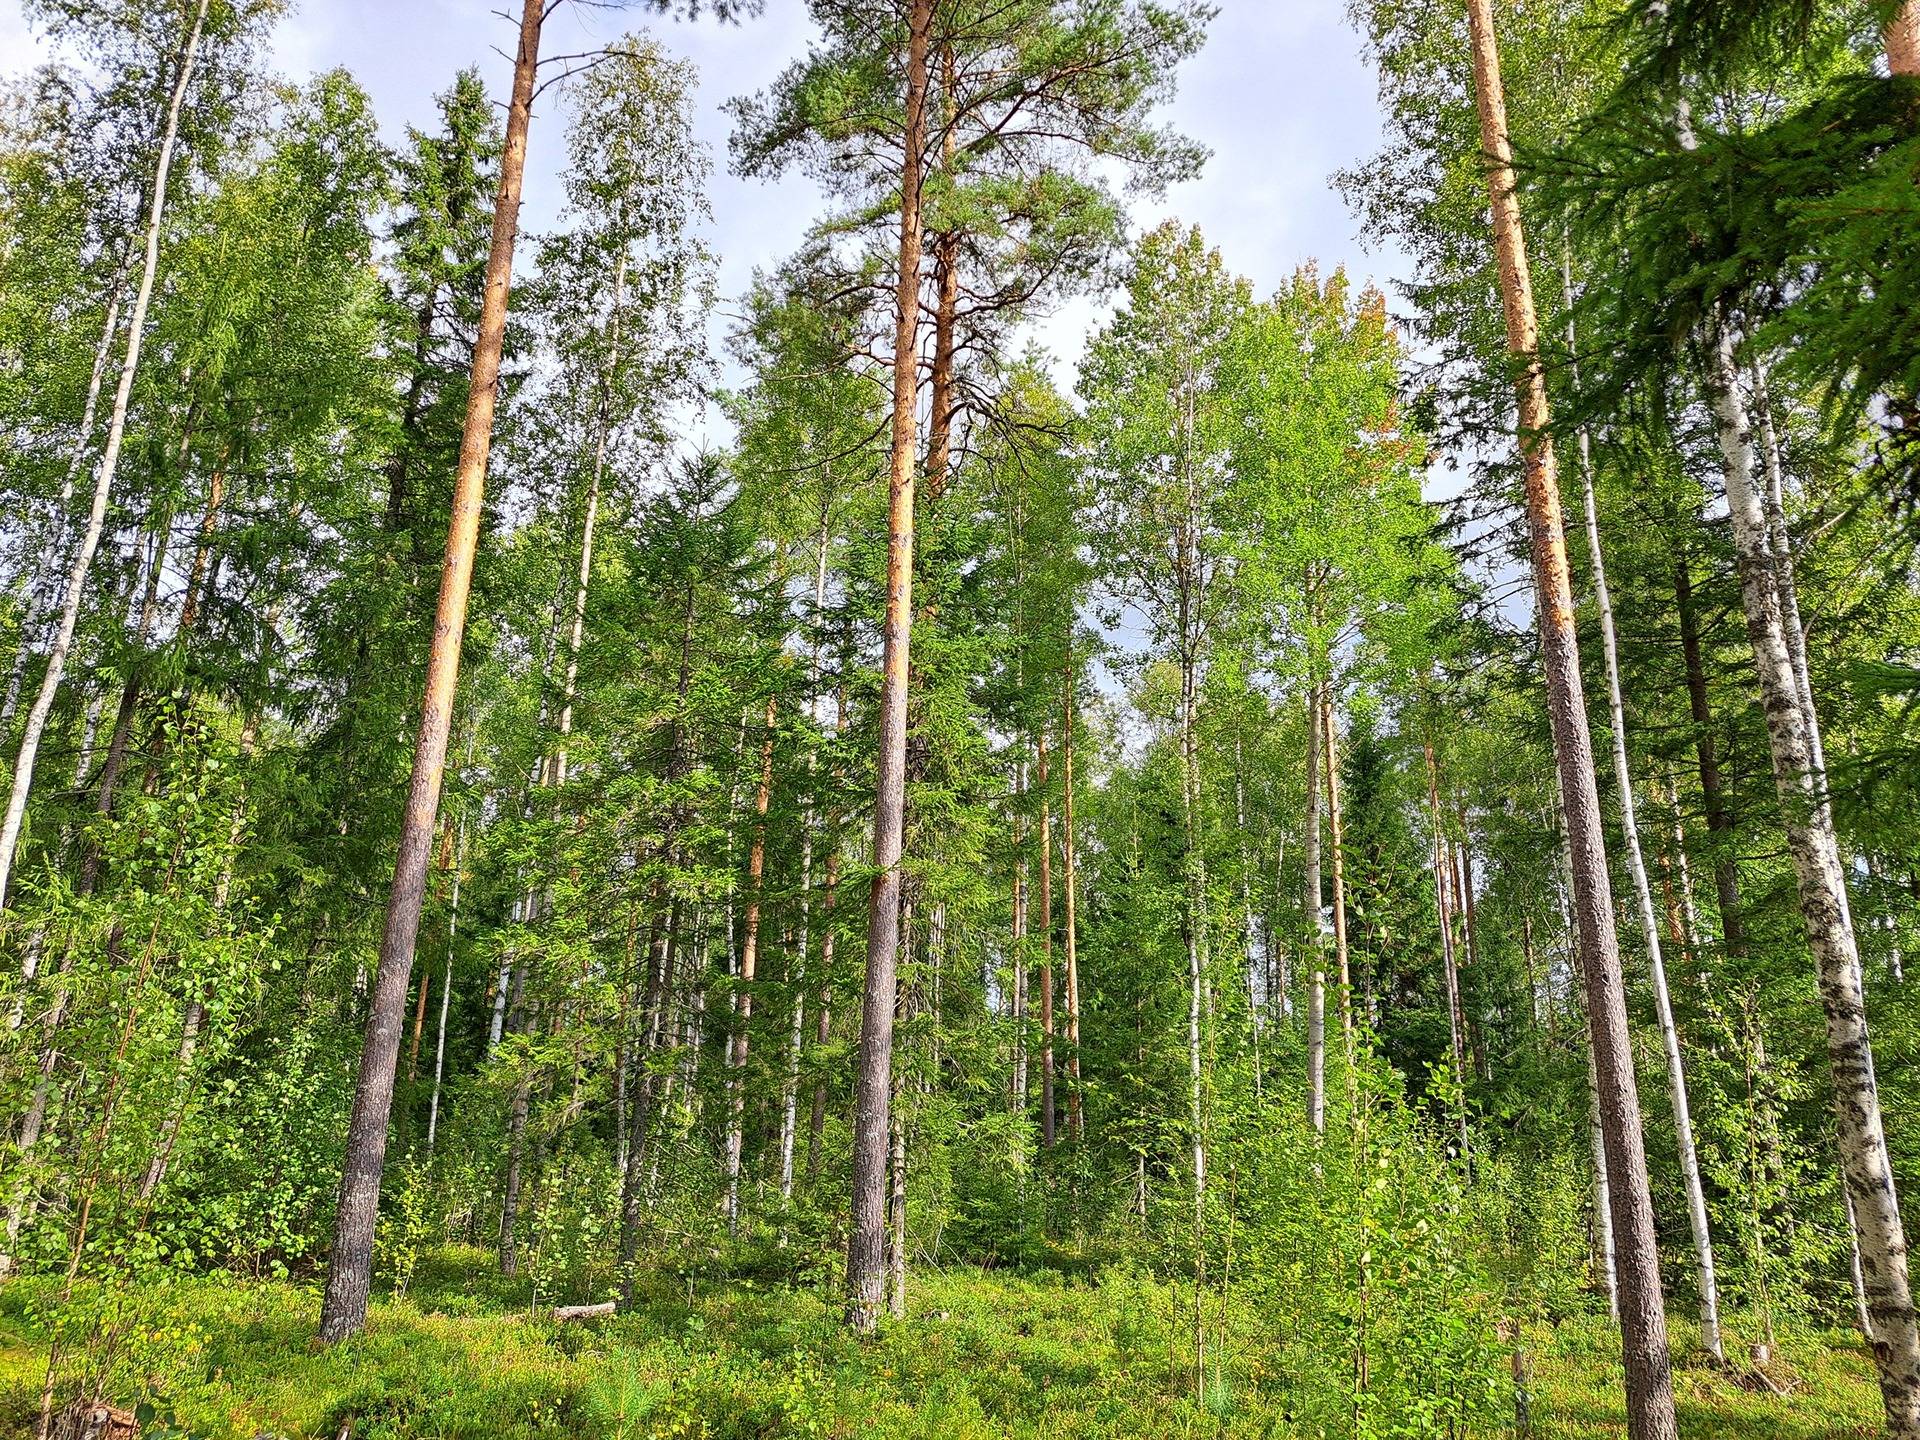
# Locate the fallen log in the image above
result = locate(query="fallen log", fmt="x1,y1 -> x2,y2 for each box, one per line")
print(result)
551,1300 -> 617,1322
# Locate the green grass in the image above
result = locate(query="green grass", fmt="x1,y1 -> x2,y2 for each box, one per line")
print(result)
0,1249 -> 1885,1437
1525,1315 -> 1882,1438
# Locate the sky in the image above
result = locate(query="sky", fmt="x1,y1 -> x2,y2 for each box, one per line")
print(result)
0,0 -> 1414,431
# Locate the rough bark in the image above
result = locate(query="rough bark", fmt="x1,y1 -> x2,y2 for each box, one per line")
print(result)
317,0 -> 543,1344
846,0 -> 932,1335
1889,2 -> 1920,73
1565,267 -> 1723,1358
1700,310 -> 1920,1430
1463,3 -> 1676,1431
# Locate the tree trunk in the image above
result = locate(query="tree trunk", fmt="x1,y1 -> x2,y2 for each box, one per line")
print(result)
547,251 -> 623,793
1565,270 -> 1724,1357
1179,645 -> 1208,1394
886,1059 -> 909,1319
1463,3 -> 1676,1432
1673,556 -> 1746,957
0,253 -> 131,732
408,967 -> 430,1084
1235,731 -> 1263,1096
1587,1018 -> 1621,1320
1427,745 -> 1470,1161
1699,308 -> 1920,1430
778,893 -> 806,1202
1304,679 -> 1326,1135
807,682 -> 847,1183
1322,693 -> 1353,1060
498,1059 -> 530,1277
725,691 -> 777,1233
1889,2 -> 1920,73
846,0 -> 931,1337
1011,763 -> 1028,1107
1061,650 -> 1083,1143
426,819 -> 464,1158
318,0 -> 544,1344
1750,364 -> 1834,829
1038,734 -> 1055,1149
0,0 -> 209,910
617,877 -> 674,1295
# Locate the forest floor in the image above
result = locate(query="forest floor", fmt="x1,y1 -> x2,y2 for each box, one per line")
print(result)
0,1246 -> 1883,1438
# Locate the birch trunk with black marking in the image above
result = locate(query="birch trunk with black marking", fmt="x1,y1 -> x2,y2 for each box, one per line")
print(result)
1699,309 -> 1920,1431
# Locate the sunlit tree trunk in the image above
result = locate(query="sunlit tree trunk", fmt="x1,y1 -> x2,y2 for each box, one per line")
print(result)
1889,2 -> 1920,73
318,0 -> 544,1344
1463,3 -> 1675,1431
1564,253 -> 1723,1358
847,0 -> 932,1335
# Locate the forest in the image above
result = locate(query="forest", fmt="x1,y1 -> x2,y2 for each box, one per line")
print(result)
2,0 -> 1920,1435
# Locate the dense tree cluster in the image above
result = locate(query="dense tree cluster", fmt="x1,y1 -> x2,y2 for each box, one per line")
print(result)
3,0 -> 1920,1435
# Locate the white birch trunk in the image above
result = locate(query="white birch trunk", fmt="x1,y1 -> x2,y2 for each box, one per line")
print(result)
0,0 -> 212,910
1701,311 -> 1920,1427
